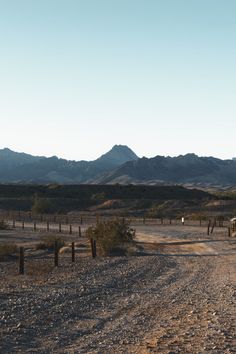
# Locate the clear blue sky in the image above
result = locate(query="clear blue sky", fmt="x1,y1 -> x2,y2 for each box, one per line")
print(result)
0,0 -> 235,160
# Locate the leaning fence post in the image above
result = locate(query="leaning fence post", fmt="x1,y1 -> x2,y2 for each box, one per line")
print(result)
210,221 -> 215,234
54,241 -> 59,267
207,221 -> 211,235
19,247 -> 24,275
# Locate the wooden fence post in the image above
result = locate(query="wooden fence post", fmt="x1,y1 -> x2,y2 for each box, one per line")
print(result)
34,221 -> 37,231
143,217 -> 146,224
54,241 -> 59,267
90,238 -> 94,257
228,227 -> 231,237
47,221 -> 49,231
19,247 -> 24,275
80,216 -> 83,225
22,221 -> 24,230
59,222 -> 61,233
72,242 -> 75,263
90,238 -> 96,258
13,219 -> 15,228
79,226 -> 82,237
207,221 -> 211,235
210,220 -> 215,234
69,225 -> 72,234
93,239 -> 97,258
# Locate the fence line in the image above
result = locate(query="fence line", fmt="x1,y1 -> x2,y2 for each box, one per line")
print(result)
0,215 -> 232,233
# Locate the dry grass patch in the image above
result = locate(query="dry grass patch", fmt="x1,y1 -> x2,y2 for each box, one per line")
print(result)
35,234 -> 65,251
0,243 -> 18,258
0,221 -> 10,230
27,261 -> 54,276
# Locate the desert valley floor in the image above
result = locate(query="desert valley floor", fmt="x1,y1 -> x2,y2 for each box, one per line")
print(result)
0,225 -> 235,353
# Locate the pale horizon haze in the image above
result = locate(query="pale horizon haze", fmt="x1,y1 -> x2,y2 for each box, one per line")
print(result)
0,0 -> 236,161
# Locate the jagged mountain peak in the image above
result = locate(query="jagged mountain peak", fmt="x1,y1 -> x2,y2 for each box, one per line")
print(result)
96,145 -> 139,165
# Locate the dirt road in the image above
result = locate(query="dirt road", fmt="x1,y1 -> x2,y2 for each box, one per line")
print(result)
0,226 -> 235,353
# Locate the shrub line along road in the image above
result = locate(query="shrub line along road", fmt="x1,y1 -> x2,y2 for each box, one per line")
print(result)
0,225 -> 235,353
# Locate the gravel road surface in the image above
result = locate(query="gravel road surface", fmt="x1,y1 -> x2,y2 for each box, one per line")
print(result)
0,226 -> 235,353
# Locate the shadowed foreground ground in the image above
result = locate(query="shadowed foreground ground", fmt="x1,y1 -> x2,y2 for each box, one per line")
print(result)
0,226 -> 235,353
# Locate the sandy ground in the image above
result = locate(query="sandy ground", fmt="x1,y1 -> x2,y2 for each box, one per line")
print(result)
0,225 -> 235,353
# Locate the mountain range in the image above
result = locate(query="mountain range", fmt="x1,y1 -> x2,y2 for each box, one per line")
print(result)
0,146 -> 236,186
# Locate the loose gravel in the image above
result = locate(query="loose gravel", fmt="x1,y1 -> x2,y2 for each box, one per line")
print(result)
0,227 -> 235,353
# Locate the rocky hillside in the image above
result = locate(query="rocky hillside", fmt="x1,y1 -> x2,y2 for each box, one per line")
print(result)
1,147 -> 236,186
93,154 -> 236,186
0,145 -> 138,183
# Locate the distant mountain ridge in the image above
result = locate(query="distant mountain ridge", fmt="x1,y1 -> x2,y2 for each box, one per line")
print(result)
0,145 -> 139,183
94,153 -> 236,186
0,146 -> 236,186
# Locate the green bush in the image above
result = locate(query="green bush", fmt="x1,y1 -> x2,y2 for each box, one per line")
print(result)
86,219 -> 135,256
36,234 -> 65,251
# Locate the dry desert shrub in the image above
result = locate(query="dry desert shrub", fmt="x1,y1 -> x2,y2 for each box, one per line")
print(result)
35,234 -> 65,251
86,219 -> 135,256
0,242 -> 18,259
0,220 -> 10,230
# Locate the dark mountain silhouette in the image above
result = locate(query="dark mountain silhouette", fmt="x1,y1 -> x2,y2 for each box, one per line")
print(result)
0,145 -> 138,183
93,153 -> 236,186
1,147 -> 236,186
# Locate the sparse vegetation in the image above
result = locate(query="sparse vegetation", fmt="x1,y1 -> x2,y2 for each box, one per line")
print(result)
0,221 -> 10,230
86,219 -> 135,256
36,234 -> 65,251
32,194 -> 53,214
0,243 -> 18,258
27,261 -> 54,276
91,192 -> 106,204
